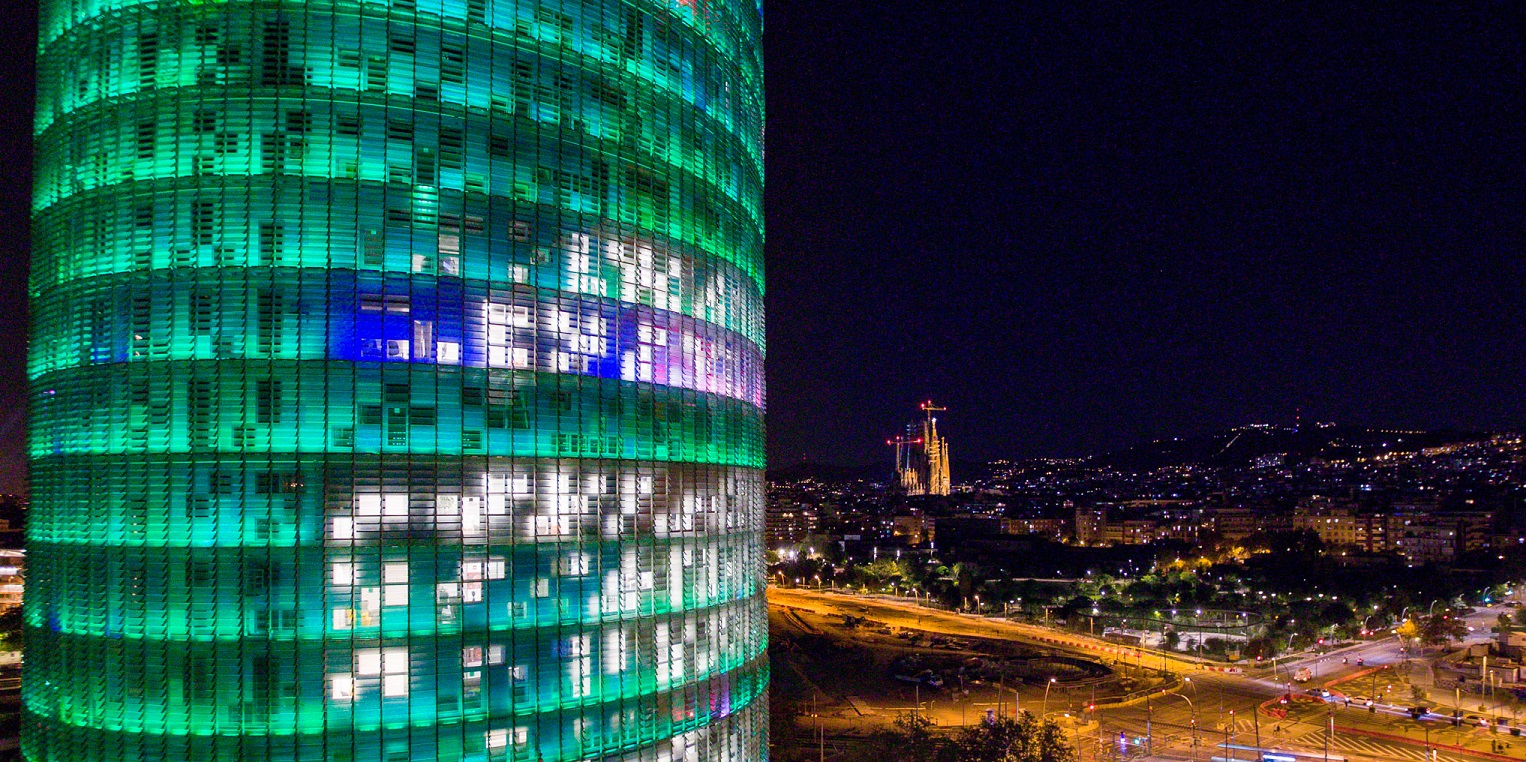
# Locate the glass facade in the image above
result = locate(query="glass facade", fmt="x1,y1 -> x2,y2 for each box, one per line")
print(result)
26,0 -> 766,759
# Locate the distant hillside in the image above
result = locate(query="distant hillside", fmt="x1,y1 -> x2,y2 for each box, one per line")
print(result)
1087,424 -> 1491,471
765,461 -> 888,483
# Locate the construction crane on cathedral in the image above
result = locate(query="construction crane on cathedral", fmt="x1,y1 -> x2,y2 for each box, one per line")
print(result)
888,401 -> 951,496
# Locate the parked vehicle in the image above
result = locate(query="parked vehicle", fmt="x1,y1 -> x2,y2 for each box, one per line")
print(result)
1294,667 -> 1313,682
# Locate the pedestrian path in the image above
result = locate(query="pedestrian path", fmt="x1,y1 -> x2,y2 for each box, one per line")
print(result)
1269,728 -> 1474,762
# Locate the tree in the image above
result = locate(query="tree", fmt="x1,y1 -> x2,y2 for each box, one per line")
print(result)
865,712 -> 1078,762
946,713 -> 1078,762
1396,618 -> 1421,646
892,712 -> 942,762
1419,614 -> 1468,647
0,605 -> 20,652
1498,613 -> 1513,631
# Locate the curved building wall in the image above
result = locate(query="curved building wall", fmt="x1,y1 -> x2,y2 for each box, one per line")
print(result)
25,0 -> 766,760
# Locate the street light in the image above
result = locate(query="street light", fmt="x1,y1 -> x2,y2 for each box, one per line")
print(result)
1042,677 -> 1057,722
1169,692 -> 1197,761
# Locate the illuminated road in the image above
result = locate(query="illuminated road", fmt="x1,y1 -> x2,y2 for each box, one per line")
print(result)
770,587 -> 1523,761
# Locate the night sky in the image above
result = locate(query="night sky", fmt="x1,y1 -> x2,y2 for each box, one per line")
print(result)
1,3 -> 1523,493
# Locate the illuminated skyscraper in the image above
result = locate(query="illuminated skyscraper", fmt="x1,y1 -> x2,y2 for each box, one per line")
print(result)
26,0 -> 766,759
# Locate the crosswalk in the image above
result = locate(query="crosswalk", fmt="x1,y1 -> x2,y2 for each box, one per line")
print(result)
1274,728 -> 1474,762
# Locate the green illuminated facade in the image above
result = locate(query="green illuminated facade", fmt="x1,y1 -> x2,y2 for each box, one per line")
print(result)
26,0 -> 766,758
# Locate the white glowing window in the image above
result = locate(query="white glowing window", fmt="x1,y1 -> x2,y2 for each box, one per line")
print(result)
572,334 -> 607,355
383,648 -> 407,675
383,494 -> 409,518
508,664 -> 527,681
487,557 -> 507,580
383,561 -> 409,584
532,578 -> 550,598
360,587 -> 381,620
357,647 -> 410,697
463,582 -> 484,603
487,303 -> 533,328
383,584 -> 408,606
488,343 -> 532,369
330,674 -> 355,701
386,338 -> 410,358
356,650 -> 382,676
485,729 -> 506,750
332,608 -> 354,631
331,562 -> 355,586
437,340 -> 461,364
488,644 -> 505,665
558,553 -> 589,576
331,517 -> 355,541
461,560 -> 484,581
462,496 -> 483,533
463,646 -> 483,668
356,495 -> 382,516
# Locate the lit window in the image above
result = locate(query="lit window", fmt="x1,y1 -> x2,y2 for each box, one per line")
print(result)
383,494 -> 409,518
357,650 -> 382,676
332,608 -> 354,631
463,646 -> 483,668
382,561 -> 409,605
355,647 -> 409,697
463,496 -> 483,533
330,674 -> 355,701
384,588 -> 408,608
382,648 -> 409,697
356,494 -> 382,516
331,562 -> 355,586
332,517 -> 355,541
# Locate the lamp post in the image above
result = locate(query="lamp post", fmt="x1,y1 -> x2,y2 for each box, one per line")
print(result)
1225,709 -> 1236,762
1170,692 -> 1197,761
1042,677 -> 1057,722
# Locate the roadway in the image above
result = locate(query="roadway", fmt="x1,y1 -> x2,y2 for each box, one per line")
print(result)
770,587 -> 1522,762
